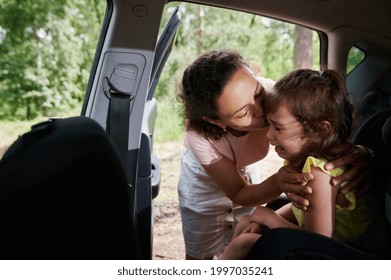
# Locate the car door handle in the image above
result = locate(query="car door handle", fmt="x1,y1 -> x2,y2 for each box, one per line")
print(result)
151,154 -> 161,199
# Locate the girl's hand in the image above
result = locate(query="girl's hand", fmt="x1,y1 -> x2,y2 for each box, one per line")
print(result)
277,164 -> 313,211
325,143 -> 373,197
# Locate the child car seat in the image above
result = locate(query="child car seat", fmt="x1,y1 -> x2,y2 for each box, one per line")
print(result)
0,116 -> 139,259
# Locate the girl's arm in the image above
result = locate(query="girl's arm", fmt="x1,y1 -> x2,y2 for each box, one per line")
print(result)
302,166 -> 339,237
203,155 -> 312,207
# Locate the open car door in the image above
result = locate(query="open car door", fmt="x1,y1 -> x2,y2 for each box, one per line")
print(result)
82,4 -> 181,259
137,6 -> 181,259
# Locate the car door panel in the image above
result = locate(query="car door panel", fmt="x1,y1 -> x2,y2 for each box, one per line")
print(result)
81,1 -> 180,259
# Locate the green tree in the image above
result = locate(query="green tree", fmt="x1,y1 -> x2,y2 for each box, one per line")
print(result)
0,0 -> 104,120
155,3 -> 302,100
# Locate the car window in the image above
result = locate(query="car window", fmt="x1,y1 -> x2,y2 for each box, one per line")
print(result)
347,46 -> 365,74
148,6 -> 181,101
154,2 -> 321,143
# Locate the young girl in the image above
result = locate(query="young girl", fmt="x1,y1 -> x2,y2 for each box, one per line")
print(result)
219,68 -> 389,259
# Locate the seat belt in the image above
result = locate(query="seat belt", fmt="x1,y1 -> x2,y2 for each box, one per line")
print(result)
103,72 -> 141,258
104,75 -> 135,168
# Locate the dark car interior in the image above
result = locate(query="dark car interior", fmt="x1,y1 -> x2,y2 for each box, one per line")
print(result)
0,0 -> 390,260
0,117 -> 139,259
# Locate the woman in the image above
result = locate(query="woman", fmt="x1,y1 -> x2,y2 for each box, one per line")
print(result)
177,50 -> 372,260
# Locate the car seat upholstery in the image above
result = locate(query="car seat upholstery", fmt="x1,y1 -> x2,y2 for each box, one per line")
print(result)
353,72 -> 391,133
353,109 -> 391,180
383,117 -> 391,223
354,90 -> 391,133
383,117 -> 391,149
0,116 -> 139,259
353,109 -> 391,228
247,109 -> 391,260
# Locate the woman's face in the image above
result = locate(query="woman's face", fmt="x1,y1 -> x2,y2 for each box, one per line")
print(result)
214,66 -> 269,132
266,103 -> 306,161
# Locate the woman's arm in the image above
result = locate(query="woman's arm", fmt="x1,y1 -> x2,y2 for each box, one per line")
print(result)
203,155 -> 313,207
302,166 -> 339,237
203,156 -> 281,207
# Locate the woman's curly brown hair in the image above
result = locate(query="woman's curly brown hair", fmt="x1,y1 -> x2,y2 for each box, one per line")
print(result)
177,49 -> 250,140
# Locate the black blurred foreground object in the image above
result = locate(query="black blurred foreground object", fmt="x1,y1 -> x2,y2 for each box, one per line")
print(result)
247,228 -> 379,259
0,117 -> 138,259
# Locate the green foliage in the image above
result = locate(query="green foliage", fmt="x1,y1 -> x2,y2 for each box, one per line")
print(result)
155,98 -> 184,142
0,0 -> 104,120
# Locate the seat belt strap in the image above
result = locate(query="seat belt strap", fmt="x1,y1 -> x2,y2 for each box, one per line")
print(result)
104,77 -> 134,168
107,92 -> 130,167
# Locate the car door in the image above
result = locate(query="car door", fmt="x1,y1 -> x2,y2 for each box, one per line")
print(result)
81,1 -> 180,259
136,7 -> 181,259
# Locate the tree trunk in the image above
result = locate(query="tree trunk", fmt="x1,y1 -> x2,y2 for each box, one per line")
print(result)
294,26 -> 313,69
197,5 -> 205,54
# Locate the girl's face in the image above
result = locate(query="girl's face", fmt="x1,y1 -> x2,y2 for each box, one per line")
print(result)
213,66 -> 269,133
266,103 -> 306,161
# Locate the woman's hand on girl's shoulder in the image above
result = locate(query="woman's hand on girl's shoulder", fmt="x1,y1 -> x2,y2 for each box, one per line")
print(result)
277,164 -> 313,211
325,143 -> 373,197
